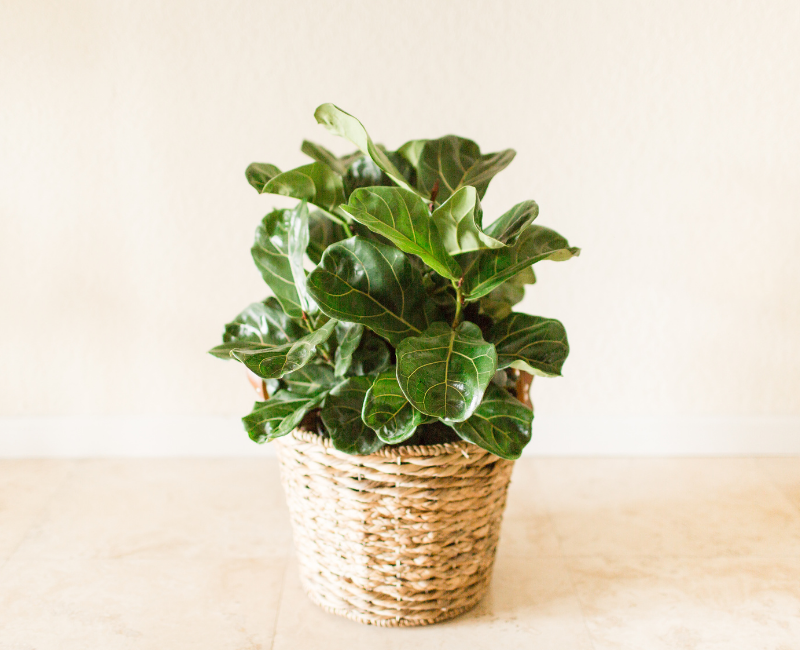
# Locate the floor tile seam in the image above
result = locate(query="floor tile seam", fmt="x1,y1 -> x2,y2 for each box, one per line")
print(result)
0,460 -> 79,578
751,457 -> 800,518
268,561 -> 289,650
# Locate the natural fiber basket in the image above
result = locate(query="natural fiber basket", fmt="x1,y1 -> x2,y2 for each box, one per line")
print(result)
274,429 -> 514,626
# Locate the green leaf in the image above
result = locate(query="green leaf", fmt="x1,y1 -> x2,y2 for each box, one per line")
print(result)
243,390 -> 326,443
446,383 -> 533,459
314,103 -> 415,192
208,298 -> 305,359
320,376 -> 383,454
287,201 -> 316,313
342,187 -> 462,281
396,321 -> 498,422
484,201 -> 539,244
232,319 -> 336,379
300,140 -> 347,175
251,209 -> 303,318
281,364 -> 338,396
348,334 -> 391,376
430,186 -> 504,254
251,161 -> 345,212
245,163 -> 281,192
306,236 -> 430,346
362,369 -> 429,444
417,136 -> 515,205
343,156 -> 386,198
458,224 -> 581,300
333,322 -> 364,377
479,267 -> 536,321
396,139 -> 428,169
307,210 -> 346,265
487,313 -> 570,377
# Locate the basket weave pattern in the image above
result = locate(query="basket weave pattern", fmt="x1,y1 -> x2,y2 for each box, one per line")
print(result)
275,429 -> 514,626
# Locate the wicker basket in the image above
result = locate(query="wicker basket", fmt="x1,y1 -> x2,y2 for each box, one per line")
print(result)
274,429 -> 514,627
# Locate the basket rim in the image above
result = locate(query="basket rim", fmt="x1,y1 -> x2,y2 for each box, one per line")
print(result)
289,428 -> 483,459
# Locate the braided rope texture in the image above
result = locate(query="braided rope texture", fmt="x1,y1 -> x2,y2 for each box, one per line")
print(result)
275,429 -> 514,627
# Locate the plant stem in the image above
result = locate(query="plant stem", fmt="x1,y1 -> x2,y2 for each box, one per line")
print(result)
342,222 -> 354,238
452,281 -> 464,328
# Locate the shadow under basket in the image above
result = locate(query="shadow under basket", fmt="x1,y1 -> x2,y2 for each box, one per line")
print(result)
275,429 -> 515,627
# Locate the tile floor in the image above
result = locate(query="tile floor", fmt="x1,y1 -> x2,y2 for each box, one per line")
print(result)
1,458 -> 800,649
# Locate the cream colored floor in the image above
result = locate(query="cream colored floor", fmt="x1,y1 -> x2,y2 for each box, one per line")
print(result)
2,458 -> 800,649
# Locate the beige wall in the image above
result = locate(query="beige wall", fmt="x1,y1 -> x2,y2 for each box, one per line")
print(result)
2,0 -> 799,420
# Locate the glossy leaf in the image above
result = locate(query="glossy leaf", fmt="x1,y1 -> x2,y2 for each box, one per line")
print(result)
362,369 -> 428,444
314,103 -> 415,192
281,364 -> 338,396
208,298 -> 305,359
417,135 -> 515,205
396,321 -> 498,422
458,224 -> 581,300
348,334 -> 391,376
243,390 -> 326,443
430,186 -> 503,254
396,139 -> 428,169
342,187 -> 462,281
287,201 -> 316,313
306,236 -> 430,346
333,322 -> 364,377
343,156 -> 386,197
245,163 -> 281,192
487,313 -> 569,377
484,201 -> 539,244
251,161 -> 345,212
446,383 -> 533,459
307,210 -> 346,265
251,209 -> 303,318
320,376 -> 383,454
300,140 -> 347,175
479,267 -> 536,321
232,319 -> 336,379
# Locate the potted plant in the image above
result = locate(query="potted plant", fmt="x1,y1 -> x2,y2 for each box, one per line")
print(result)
210,104 -> 580,626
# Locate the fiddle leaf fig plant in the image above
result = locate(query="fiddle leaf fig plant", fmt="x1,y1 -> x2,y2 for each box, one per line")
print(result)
211,103 -> 580,460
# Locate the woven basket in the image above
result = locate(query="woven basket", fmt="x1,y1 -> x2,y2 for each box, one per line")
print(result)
274,429 -> 514,626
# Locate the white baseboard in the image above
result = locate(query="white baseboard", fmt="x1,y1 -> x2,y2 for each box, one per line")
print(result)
1,415 -> 799,458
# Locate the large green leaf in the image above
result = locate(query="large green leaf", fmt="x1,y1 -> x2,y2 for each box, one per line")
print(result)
243,390 -> 326,443
314,104 -> 415,192
396,321 -> 498,422
208,298 -> 305,359
348,334 -> 391,376
247,161 -> 345,212
306,237 -> 430,346
430,186 -> 504,254
300,140 -> 347,175
342,187 -> 462,281
446,383 -> 533,459
333,322 -> 364,377
362,369 -> 428,444
245,163 -> 281,191
287,201 -> 316,313
251,209 -> 303,318
458,224 -> 581,300
281,364 -> 338,396
231,319 -> 336,379
487,313 -> 569,377
484,201 -> 540,244
479,267 -> 536,321
320,376 -> 383,454
417,135 -> 515,205
307,210 -> 346,265
396,139 -> 428,169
